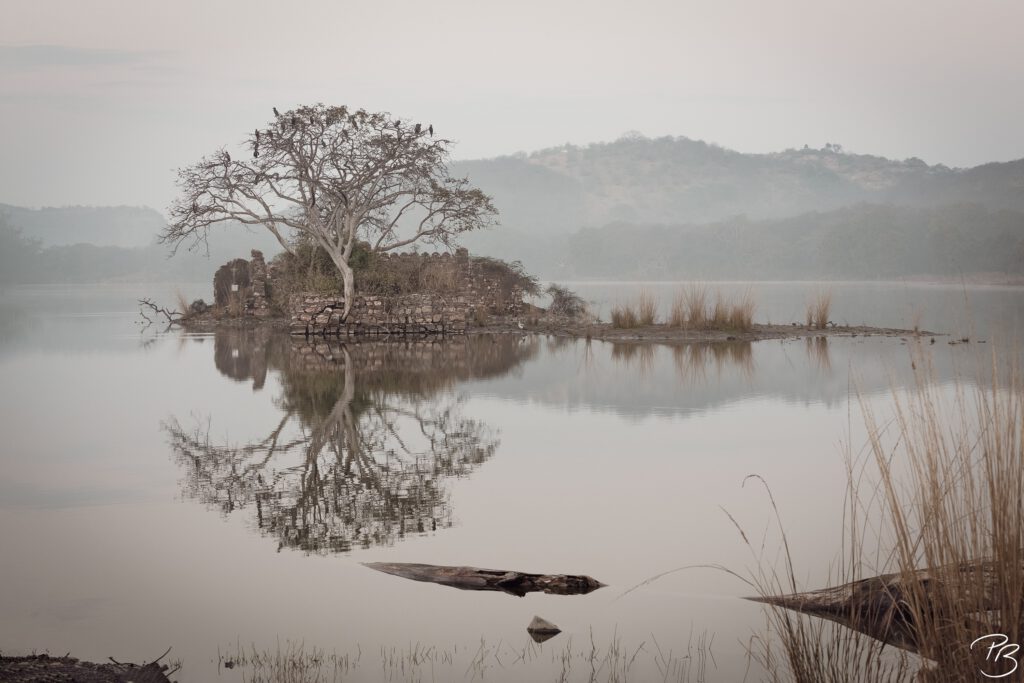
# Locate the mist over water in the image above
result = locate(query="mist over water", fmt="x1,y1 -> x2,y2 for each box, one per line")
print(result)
1,2 -> 1022,678
0,284 -> 1017,680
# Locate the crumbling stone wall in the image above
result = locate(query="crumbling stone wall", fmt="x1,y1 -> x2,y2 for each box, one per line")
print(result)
367,248 -> 525,317
289,248 -> 528,336
212,250 -> 272,317
212,247 -> 528,334
213,258 -> 251,307
289,292 -> 469,336
248,250 -> 272,317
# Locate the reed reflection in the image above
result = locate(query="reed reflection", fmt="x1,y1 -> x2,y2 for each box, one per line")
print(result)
805,335 -> 832,372
599,340 -> 757,385
661,341 -> 754,384
610,343 -> 657,376
166,331 -> 539,553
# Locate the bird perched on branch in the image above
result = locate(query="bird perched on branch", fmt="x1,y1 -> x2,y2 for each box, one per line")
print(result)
273,107 -> 280,117
415,123 -> 422,134
428,124 -> 434,136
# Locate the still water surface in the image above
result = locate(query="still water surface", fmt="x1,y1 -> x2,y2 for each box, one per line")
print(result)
0,282 -> 1020,681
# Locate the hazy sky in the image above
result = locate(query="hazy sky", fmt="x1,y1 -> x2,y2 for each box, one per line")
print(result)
2,0 -> 1022,213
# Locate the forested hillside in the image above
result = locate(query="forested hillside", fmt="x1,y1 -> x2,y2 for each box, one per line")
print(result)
451,135 -> 1024,279
562,204 -> 1024,280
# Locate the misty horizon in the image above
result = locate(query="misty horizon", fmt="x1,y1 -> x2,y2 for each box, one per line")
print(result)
3,0 -> 1024,211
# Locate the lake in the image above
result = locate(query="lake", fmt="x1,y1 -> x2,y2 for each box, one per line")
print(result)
0,282 -> 1020,682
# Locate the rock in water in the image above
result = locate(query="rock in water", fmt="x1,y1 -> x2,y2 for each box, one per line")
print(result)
527,615 -> 561,643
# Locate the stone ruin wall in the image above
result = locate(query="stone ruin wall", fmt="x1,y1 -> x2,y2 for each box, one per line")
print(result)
211,247 -> 526,335
289,248 -> 526,337
212,249 -> 273,318
290,292 -> 469,337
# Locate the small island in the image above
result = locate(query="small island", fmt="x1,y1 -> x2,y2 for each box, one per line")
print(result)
163,245 -> 931,345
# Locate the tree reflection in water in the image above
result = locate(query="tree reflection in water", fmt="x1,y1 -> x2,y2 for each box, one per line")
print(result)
166,331 -> 539,554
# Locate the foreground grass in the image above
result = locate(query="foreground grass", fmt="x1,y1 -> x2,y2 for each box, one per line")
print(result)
215,632 -> 713,683
750,345 -> 1023,682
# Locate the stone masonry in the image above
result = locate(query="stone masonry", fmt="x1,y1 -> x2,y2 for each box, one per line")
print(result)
211,247 -> 527,335
212,249 -> 273,317
289,248 -> 527,337
289,293 -> 468,336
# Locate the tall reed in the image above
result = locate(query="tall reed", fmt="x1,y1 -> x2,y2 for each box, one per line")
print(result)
752,347 -> 1024,682
611,303 -> 639,329
611,290 -> 658,328
686,284 -> 708,328
806,290 -> 833,329
637,289 -> 659,326
727,289 -> 756,330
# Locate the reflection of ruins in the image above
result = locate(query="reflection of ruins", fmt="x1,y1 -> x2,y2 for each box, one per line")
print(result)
166,330 -> 539,553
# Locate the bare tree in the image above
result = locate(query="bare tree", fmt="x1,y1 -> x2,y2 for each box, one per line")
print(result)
163,104 -> 498,319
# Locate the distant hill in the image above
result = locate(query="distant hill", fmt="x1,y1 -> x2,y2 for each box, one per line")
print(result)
452,136 -> 1024,232
0,204 -> 167,248
3,134 -> 1022,284
0,205 -> 283,285
450,136 -> 1024,279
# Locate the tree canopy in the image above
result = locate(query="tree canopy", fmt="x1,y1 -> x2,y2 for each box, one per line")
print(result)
163,104 -> 498,318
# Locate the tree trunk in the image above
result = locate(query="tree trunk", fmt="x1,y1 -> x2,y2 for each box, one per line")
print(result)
339,262 -> 355,321
322,243 -> 355,321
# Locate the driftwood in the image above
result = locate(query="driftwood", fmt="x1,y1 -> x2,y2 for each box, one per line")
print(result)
364,562 -> 605,597
748,561 -> 1007,655
137,298 -> 183,325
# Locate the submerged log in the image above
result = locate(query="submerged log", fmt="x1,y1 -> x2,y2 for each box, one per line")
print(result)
363,562 -> 606,597
748,561 -> 1008,655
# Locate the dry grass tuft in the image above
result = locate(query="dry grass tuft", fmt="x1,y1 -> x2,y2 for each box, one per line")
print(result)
175,290 -> 190,317
806,290 -> 833,329
684,284 -> 709,328
709,293 -> 728,328
727,290 -> 756,331
669,292 -> 688,327
637,289 -> 658,326
611,303 -> 639,329
611,290 -> 658,328
666,284 -> 756,331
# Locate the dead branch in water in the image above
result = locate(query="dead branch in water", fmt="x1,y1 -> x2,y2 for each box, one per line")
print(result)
138,298 -> 183,327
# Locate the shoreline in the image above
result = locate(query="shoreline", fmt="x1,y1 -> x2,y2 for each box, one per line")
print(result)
180,316 -> 939,343
0,653 -> 175,683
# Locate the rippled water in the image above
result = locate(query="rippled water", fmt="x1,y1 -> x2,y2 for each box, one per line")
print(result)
0,283 -> 1020,682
